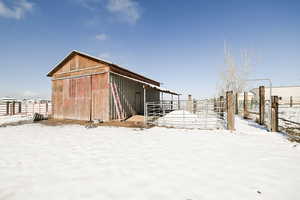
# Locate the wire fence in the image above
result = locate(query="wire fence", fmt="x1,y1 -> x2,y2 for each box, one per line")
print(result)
237,94 -> 271,129
145,98 -> 226,129
278,99 -> 300,141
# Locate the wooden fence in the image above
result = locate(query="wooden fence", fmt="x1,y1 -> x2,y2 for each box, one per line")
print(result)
0,101 -> 52,117
234,86 -> 279,132
235,87 -> 300,141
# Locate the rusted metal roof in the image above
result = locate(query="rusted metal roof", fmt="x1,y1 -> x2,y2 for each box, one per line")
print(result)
47,50 -> 160,85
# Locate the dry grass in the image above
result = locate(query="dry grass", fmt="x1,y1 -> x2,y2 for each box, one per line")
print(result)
284,128 -> 300,143
38,118 -> 148,128
0,120 -> 32,128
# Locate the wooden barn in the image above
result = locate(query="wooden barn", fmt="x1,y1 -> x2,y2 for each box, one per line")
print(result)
47,50 -> 179,121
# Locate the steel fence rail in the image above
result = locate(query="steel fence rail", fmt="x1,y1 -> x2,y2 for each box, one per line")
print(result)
145,99 -> 226,129
278,103 -> 300,141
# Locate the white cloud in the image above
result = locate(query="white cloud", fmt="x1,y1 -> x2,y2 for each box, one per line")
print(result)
76,0 -> 140,24
76,0 -> 102,10
0,0 -> 33,19
95,33 -> 108,41
98,53 -> 111,60
106,0 -> 140,24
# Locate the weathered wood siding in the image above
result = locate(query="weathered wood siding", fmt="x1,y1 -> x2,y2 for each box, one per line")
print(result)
92,73 -> 109,121
109,73 -> 159,120
51,54 -> 110,121
50,52 -> 160,121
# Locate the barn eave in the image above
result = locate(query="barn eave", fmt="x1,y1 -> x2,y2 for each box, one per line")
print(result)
47,50 -> 160,86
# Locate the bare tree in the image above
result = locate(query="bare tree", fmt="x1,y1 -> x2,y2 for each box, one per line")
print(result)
217,42 -> 252,96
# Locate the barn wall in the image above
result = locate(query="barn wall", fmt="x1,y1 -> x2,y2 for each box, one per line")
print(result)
50,53 -> 161,121
146,88 -> 160,102
109,73 -> 160,120
91,73 -> 109,121
51,73 -> 109,121
51,53 -> 110,121
53,54 -> 109,80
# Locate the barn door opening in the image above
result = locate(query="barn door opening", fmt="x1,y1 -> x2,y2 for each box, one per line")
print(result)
135,92 -> 142,114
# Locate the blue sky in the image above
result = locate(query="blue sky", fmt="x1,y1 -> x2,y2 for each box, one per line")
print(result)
0,0 -> 300,99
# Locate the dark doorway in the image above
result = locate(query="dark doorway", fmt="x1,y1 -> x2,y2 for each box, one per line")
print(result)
135,92 -> 142,114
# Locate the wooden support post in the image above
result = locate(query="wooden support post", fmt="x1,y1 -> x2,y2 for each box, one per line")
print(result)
6,102 -> 9,115
235,93 -> 239,115
144,87 -> 147,125
290,96 -> 293,107
188,94 -> 192,113
220,96 -> 224,118
171,95 -> 173,110
12,101 -> 15,115
226,91 -> 235,131
271,96 -> 279,132
259,86 -> 265,125
46,102 -> 49,115
193,99 -> 197,114
18,102 -> 22,113
243,92 -> 249,119
214,98 -> 216,112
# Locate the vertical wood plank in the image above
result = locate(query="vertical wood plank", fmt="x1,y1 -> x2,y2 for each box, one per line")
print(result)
259,86 -> 265,125
271,96 -> 279,132
243,92 -> 249,119
226,91 -> 235,131
18,102 -> 22,113
235,93 -> 239,115
12,101 -> 15,115
220,96 -> 224,118
6,102 -> 9,115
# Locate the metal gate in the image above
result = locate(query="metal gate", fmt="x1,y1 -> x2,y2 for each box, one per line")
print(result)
145,98 -> 226,129
238,89 -> 271,129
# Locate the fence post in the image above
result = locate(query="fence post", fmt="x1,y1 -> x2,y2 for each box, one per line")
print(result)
171,95 -> 173,110
235,93 -> 239,114
12,101 -> 15,115
226,91 -> 235,131
193,99 -> 197,114
188,94 -> 192,113
259,86 -> 265,125
18,102 -> 22,113
290,96 -> 293,107
220,96 -> 224,118
46,102 -> 48,115
6,102 -> 9,115
243,92 -> 249,119
271,96 -> 279,132
214,98 -> 216,112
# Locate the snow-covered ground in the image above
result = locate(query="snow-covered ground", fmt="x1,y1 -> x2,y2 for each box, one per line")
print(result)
0,117 -> 299,200
156,110 -> 225,129
0,115 -> 31,125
